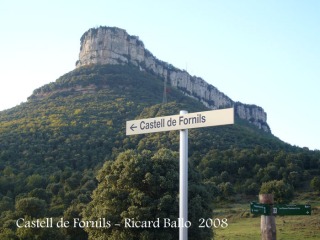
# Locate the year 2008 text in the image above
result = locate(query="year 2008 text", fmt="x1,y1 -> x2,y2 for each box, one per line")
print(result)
198,218 -> 228,228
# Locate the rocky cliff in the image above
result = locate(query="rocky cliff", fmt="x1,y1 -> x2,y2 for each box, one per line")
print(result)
76,26 -> 270,132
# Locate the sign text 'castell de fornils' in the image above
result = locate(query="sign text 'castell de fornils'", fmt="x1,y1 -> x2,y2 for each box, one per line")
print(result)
126,108 -> 234,135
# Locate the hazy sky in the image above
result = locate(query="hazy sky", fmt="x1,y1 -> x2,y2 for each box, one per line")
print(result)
0,0 -> 319,150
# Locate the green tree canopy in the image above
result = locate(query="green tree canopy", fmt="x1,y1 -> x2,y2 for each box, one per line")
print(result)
83,148 -> 212,240
260,180 -> 294,204
15,197 -> 47,218
310,176 -> 320,192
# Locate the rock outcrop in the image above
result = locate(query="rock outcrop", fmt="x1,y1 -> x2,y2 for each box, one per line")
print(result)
76,26 -> 270,132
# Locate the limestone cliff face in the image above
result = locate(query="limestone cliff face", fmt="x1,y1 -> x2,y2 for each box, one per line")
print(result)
76,26 -> 270,132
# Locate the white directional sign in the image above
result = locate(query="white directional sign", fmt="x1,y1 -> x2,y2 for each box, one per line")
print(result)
126,107 -> 234,240
126,108 -> 234,135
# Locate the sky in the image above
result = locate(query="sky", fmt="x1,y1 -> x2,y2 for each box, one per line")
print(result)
0,0 -> 319,150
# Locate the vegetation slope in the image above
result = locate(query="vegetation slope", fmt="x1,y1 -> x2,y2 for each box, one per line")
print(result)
0,64 -> 319,239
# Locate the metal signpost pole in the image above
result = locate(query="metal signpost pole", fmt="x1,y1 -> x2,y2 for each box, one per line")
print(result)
179,110 -> 188,240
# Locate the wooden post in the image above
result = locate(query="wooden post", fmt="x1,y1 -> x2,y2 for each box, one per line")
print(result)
259,194 -> 276,240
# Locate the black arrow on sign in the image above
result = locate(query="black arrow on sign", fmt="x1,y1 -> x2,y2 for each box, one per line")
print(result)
130,124 -> 137,131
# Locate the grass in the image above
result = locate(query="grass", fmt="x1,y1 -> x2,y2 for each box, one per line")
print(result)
213,193 -> 320,240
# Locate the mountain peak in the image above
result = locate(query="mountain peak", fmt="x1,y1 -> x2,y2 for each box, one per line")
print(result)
76,26 -> 270,132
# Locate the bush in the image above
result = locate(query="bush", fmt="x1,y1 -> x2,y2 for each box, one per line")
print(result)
15,197 -> 47,218
310,176 -> 320,192
260,180 -> 294,204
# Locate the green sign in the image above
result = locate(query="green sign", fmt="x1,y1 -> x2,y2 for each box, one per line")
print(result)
250,203 -> 311,216
250,202 -> 271,215
273,204 -> 311,216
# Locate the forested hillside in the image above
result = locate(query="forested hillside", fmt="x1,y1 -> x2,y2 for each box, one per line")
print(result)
0,64 -> 319,239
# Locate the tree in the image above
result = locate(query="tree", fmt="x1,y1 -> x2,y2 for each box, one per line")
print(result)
26,174 -> 46,189
63,203 -> 88,240
15,197 -> 46,218
310,176 -> 320,192
260,180 -> 294,204
243,179 -> 259,195
83,149 -> 213,240
0,228 -> 18,240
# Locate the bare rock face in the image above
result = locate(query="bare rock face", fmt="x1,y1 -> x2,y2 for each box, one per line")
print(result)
76,26 -> 270,132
